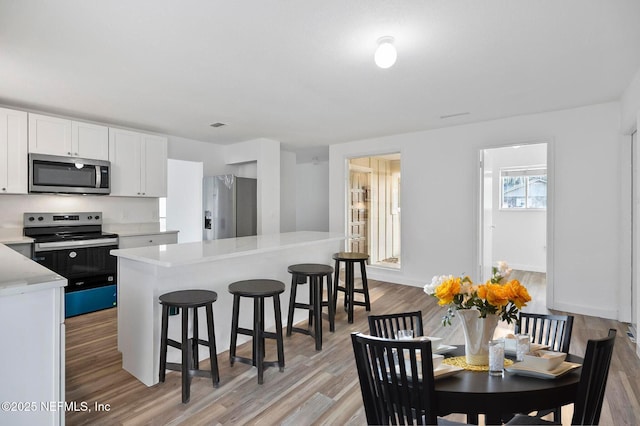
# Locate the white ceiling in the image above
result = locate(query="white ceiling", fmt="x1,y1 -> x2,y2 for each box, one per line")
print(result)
1,1 -> 640,154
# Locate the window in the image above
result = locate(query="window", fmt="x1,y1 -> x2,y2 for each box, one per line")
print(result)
500,166 -> 547,209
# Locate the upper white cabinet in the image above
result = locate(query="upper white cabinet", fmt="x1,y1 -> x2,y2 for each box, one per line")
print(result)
28,113 -> 109,160
109,128 -> 167,197
0,107 -> 28,194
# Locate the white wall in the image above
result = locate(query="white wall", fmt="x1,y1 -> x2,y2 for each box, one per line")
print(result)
280,151 -> 297,232
167,135 -> 230,176
330,102 -> 624,321
621,67 -> 640,133
488,144 -> 547,272
296,160 -> 329,231
167,159 -> 203,243
0,194 -> 158,229
224,138 -> 281,235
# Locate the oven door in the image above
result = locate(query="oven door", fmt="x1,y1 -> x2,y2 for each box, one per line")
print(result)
32,244 -> 117,285
32,244 -> 118,317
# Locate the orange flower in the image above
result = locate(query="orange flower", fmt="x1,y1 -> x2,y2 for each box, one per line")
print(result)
481,283 -> 510,308
435,277 -> 461,306
504,279 -> 531,309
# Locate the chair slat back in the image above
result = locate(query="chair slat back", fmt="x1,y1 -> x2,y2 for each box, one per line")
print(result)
368,311 -> 424,339
572,329 -> 617,425
351,332 -> 437,425
515,313 -> 574,353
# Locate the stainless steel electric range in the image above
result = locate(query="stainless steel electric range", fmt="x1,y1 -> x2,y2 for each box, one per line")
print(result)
23,212 -> 118,317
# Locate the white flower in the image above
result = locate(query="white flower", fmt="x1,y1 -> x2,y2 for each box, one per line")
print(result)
424,274 -> 453,295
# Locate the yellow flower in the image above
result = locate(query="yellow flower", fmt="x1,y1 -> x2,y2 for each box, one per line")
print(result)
435,277 -> 461,305
479,283 -> 509,308
504,279 -> 531,309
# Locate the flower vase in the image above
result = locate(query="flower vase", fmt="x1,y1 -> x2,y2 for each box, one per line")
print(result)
457,309 -> 499,366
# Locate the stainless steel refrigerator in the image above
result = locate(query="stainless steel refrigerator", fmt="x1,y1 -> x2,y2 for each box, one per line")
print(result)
203,174 -> 257,240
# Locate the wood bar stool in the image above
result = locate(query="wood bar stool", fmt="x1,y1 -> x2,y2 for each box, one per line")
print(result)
332,252 -> 371,323
228,279 -> 285,384
286,263 -> 335,350
159,289 -> 219,404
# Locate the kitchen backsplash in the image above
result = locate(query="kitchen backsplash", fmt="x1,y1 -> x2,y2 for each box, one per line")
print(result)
0,194 -> 159,229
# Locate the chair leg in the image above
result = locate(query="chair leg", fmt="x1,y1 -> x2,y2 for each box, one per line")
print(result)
313,276 -> 322,350
205,304 -> 219,387
181,306 -> 190,403
326,273 -> 335,332
229,294 -> 240,365
273,294 -> 285,371
192,307 -> 199,369
360,260 -> 371,311
347,261 -> 355,323
333,259 -> 340,314
255,296 -> 265,384
308,275 -> 314,328
286,274 -> 297,336
159,304 -> 169,382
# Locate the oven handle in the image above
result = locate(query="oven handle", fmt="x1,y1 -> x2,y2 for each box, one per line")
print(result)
34,238 -> 119,252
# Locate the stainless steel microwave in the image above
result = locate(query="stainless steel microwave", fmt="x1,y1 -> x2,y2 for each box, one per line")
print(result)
29,153 -> 111,195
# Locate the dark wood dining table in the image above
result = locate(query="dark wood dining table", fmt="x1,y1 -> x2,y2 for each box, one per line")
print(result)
434,346 -> 582,424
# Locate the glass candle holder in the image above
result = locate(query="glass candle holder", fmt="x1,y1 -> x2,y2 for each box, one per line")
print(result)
395,329 -> 414,340
516,333 -> 531,362
489,339 -> 505,377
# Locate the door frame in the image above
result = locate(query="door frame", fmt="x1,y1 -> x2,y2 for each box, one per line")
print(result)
476,138 -> 555,308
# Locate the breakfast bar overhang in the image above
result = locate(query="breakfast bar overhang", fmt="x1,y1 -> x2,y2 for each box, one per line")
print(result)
111,231 -> 345,386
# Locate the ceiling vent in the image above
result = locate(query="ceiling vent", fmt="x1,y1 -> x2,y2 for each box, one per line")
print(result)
210,122 -> 226,128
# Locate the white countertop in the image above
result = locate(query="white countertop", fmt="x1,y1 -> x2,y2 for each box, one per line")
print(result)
103,223 -> 179,237
0,228 -> 33,245
111,231 -> 345,268
0,244 -> 66,296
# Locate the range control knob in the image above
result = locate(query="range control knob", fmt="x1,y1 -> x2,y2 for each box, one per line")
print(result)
87,215 -> 93,220
38,216 -> 44,221
95,215 -> 100,220
28,216 -> 35,222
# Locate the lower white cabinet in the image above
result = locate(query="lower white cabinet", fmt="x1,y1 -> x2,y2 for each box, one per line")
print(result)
117,232 -> 178,249
0,284 -> 65,426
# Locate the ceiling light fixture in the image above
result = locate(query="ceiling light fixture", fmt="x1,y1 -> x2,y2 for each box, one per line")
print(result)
374,36 -> 397,69
210,122 -> 226,128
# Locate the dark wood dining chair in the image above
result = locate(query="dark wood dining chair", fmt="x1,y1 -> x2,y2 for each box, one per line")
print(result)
368,311 -> 424,339
515,312 -> 574,353
350,332 -> 464,425
506,328 -> 617,426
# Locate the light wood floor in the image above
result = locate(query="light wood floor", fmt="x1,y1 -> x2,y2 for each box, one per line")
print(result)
65,276 -> 640,425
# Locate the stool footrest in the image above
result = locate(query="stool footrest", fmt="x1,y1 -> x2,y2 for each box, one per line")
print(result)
232,355 -> 282,369
165,362 -> 220,383
290,326 -> 312,336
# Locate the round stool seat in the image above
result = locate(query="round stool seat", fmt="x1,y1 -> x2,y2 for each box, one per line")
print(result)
228,279 -> 285,297
159,289 -> 218,307
333,252 -> 369,261
287,263 -> 334,276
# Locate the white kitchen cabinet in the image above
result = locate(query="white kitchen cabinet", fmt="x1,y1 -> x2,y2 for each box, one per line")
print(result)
117,231 -> 178,249
28,113 -> 109,160
109,128 -> 168,197
0,107 -> 28,194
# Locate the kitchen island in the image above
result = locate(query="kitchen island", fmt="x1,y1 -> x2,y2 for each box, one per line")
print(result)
111,231 -> 344,386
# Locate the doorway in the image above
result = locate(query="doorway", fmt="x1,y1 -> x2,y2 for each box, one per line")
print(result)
347,154 -> 401,268
479,143 -> 548,303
